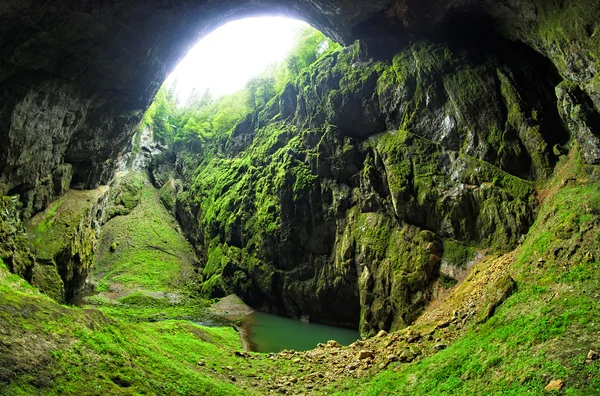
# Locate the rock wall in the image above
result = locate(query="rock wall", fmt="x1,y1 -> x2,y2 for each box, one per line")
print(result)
150,27 -> 582,334
0,0 -> 598,221
24,188 -> 109,302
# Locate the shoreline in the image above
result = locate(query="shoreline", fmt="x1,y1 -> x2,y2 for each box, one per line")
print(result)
208,294 -> 255,351
234,323 -> 252,352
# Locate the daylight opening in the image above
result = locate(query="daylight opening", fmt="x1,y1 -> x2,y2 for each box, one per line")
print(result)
141,16 -> 340,149
166,16 -> 324,104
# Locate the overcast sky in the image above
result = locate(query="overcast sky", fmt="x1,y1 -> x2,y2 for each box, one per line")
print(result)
165,17 -> 309,103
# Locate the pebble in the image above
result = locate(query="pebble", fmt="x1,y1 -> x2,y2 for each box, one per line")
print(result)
346,363 -> 358,371
434,344 -> 447,351
544,379 -> 563,391
436,319 -> 450,329
358,350 -> 375,360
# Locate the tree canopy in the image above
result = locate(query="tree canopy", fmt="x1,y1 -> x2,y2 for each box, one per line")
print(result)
141,26 -> 340,151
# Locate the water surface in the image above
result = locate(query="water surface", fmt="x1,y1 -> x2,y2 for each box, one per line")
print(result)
242,311 -> 360,353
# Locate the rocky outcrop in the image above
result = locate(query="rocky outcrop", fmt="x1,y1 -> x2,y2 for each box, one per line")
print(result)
0,196 -> 35,279
25,188 -> 109,302
556,82 -> 600,164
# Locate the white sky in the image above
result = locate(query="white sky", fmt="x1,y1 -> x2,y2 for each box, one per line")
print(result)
165,16 -> 309,103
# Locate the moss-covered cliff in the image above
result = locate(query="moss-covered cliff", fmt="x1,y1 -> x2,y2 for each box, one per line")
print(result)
144,25 -> 589,335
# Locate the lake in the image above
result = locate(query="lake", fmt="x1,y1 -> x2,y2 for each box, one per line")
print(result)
241,311 -> 360,353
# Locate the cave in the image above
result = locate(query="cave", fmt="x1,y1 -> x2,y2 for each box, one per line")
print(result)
1,0 -> 600,394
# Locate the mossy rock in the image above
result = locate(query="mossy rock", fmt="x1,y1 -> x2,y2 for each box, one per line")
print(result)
31,263 -> 64,302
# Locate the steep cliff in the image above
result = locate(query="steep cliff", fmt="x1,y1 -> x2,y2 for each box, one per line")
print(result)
146,26 -> 583,334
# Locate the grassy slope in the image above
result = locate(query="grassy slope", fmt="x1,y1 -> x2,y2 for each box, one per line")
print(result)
94,172 -> 196,294
328,151 -> 600,395
0,258 -> 250,396
88,172 -> 211,322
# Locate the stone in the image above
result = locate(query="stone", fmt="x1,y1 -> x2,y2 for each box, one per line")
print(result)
375,330 -> 388,338
327,340 -> 342,348
433,344 -> 447,351
544,379 -> 564,391
587,350 -> 599,362
477,275 -> 517,324
436,320 -> 450,329
358,350 -> 374,360
346,363 -> 358,371
197,360 -> 205,367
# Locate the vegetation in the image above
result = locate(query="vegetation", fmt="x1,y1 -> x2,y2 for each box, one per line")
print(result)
91,171 -> 209,323
329,151 -> 600,395
3,7 -> 600,395
140,27 -> 339,151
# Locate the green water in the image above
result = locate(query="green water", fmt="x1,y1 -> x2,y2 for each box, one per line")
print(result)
242,311 -> 360,353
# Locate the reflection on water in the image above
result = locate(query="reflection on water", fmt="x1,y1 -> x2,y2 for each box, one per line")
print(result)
242,311 -> 360,353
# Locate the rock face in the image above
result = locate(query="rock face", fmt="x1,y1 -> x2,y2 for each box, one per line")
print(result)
151,26 -> 580,334
0,0 -> 598,220
0,196 -> 35,278
25,188 -> 109,302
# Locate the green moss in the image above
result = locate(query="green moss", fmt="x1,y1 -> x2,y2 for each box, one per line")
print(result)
533,0 -> 600,75
106,171 -> 145,218
0,263 -> 250,395
371,129 -> 536,250
331,150 -> 600,395
26,189 -> 105,261
30,264 -> 64,302
377,43 -> 450,132
93,172 -> 197,296
443,239 -> 476,267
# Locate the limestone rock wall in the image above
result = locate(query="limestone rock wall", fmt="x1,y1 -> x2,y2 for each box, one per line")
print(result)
158,33 -> 571,334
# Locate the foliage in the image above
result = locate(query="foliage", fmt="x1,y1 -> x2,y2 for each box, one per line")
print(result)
140,26 -> 340,155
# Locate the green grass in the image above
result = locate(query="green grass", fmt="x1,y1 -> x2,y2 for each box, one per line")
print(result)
326,151 -> 600,395
93,172 -> 197,294
0,263 -> 250,395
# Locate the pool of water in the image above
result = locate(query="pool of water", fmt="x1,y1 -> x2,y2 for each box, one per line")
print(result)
241,311 -> 360,353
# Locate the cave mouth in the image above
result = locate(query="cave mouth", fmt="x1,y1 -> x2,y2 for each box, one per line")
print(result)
164,16 -> 312,104
133,9 -> 576,334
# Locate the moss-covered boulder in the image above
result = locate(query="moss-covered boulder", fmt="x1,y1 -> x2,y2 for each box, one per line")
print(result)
25,188 -> 108,302
105,171 -> 145,219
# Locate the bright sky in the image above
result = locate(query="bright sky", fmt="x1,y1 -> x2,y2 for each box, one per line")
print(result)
165,16 -> 309,104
